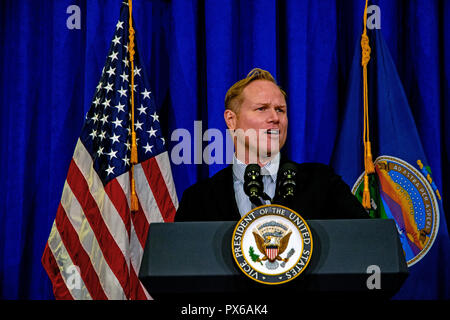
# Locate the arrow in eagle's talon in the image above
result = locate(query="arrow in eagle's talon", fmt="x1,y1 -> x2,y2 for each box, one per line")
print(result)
280,248 -> 295,268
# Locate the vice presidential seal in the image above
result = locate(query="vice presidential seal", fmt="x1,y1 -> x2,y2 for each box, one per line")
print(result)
231,204 -> 313,285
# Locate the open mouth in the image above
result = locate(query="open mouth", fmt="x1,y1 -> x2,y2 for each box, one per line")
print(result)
265,129 -> 279,135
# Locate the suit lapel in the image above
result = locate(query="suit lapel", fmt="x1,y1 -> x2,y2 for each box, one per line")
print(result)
215,165 -> 241,220
273,153 -> 289,202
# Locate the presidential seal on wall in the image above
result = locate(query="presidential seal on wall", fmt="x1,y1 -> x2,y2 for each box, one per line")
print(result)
231,204 -> 313,285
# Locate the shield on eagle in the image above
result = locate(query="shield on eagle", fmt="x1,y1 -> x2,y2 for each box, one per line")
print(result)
265,246 -> 279,261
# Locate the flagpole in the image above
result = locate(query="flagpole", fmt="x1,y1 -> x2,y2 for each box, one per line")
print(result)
128,0 -> 139,212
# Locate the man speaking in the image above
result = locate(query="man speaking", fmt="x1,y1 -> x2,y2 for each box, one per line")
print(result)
175,68 -> 367,221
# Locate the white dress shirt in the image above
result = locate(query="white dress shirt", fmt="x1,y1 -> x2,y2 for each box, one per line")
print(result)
232,152 -> 280,217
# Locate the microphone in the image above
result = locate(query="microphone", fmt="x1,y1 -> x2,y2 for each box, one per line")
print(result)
277,162 -> 298,201
244,164 -> 264,207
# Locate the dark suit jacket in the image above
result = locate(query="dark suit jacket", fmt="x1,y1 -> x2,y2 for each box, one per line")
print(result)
175,155 -> 368,221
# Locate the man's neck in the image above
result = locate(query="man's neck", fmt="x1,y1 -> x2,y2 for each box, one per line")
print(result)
234,151 -> 279,167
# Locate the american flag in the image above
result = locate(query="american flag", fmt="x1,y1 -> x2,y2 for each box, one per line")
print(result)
41,3 -> 178,300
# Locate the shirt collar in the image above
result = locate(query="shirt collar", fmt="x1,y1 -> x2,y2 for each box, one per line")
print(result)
232,152 -> 280,183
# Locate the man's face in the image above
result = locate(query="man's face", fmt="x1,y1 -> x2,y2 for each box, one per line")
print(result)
224,80 -> 288,164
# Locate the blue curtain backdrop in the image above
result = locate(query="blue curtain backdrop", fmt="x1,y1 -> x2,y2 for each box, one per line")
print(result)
0,0 -> 449,299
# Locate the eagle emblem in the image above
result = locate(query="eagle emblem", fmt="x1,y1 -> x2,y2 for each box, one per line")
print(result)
249,221 -> 295,270
232,204 -> 313,285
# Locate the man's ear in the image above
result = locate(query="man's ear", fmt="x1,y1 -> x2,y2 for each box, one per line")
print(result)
224,109 -> 237,130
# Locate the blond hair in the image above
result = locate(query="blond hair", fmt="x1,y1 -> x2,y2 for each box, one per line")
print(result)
224,68 -> 286,113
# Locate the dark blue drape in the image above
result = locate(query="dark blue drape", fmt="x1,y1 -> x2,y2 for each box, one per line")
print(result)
0,0 -> 448,299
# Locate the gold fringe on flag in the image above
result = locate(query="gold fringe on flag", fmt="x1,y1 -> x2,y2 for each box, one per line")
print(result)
361,0 -> 374,210
128,0 -> 138,212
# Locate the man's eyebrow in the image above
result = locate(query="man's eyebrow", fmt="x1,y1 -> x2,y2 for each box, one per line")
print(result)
253,103 -> 286,107
252,103 -> 268,107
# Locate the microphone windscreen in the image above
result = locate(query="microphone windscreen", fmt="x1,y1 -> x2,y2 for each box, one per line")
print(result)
244,164 -> 261,181
280,162 -> 298,175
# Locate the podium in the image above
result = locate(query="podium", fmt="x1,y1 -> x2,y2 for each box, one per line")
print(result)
139,219 -> 408,300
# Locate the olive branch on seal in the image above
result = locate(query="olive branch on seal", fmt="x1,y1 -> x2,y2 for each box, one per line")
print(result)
249,246 -> 263,265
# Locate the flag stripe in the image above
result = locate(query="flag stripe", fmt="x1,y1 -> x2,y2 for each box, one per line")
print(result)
130,196 -> 150,248
129,262 -> 148,300
129,202 -> 151,300
73,140 -> 130,259
114,172 -> 151,298
134,163 -> 164,224
117,171 -> 151,248
66,159 -> 131,299
105,178 -> 132,236
42,242 -> 75,300
54,203 -> 108,299
46,221 -> 93,300
141,157 -> 176,222
155,152 -> 179,210
59,179 -> 125,299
